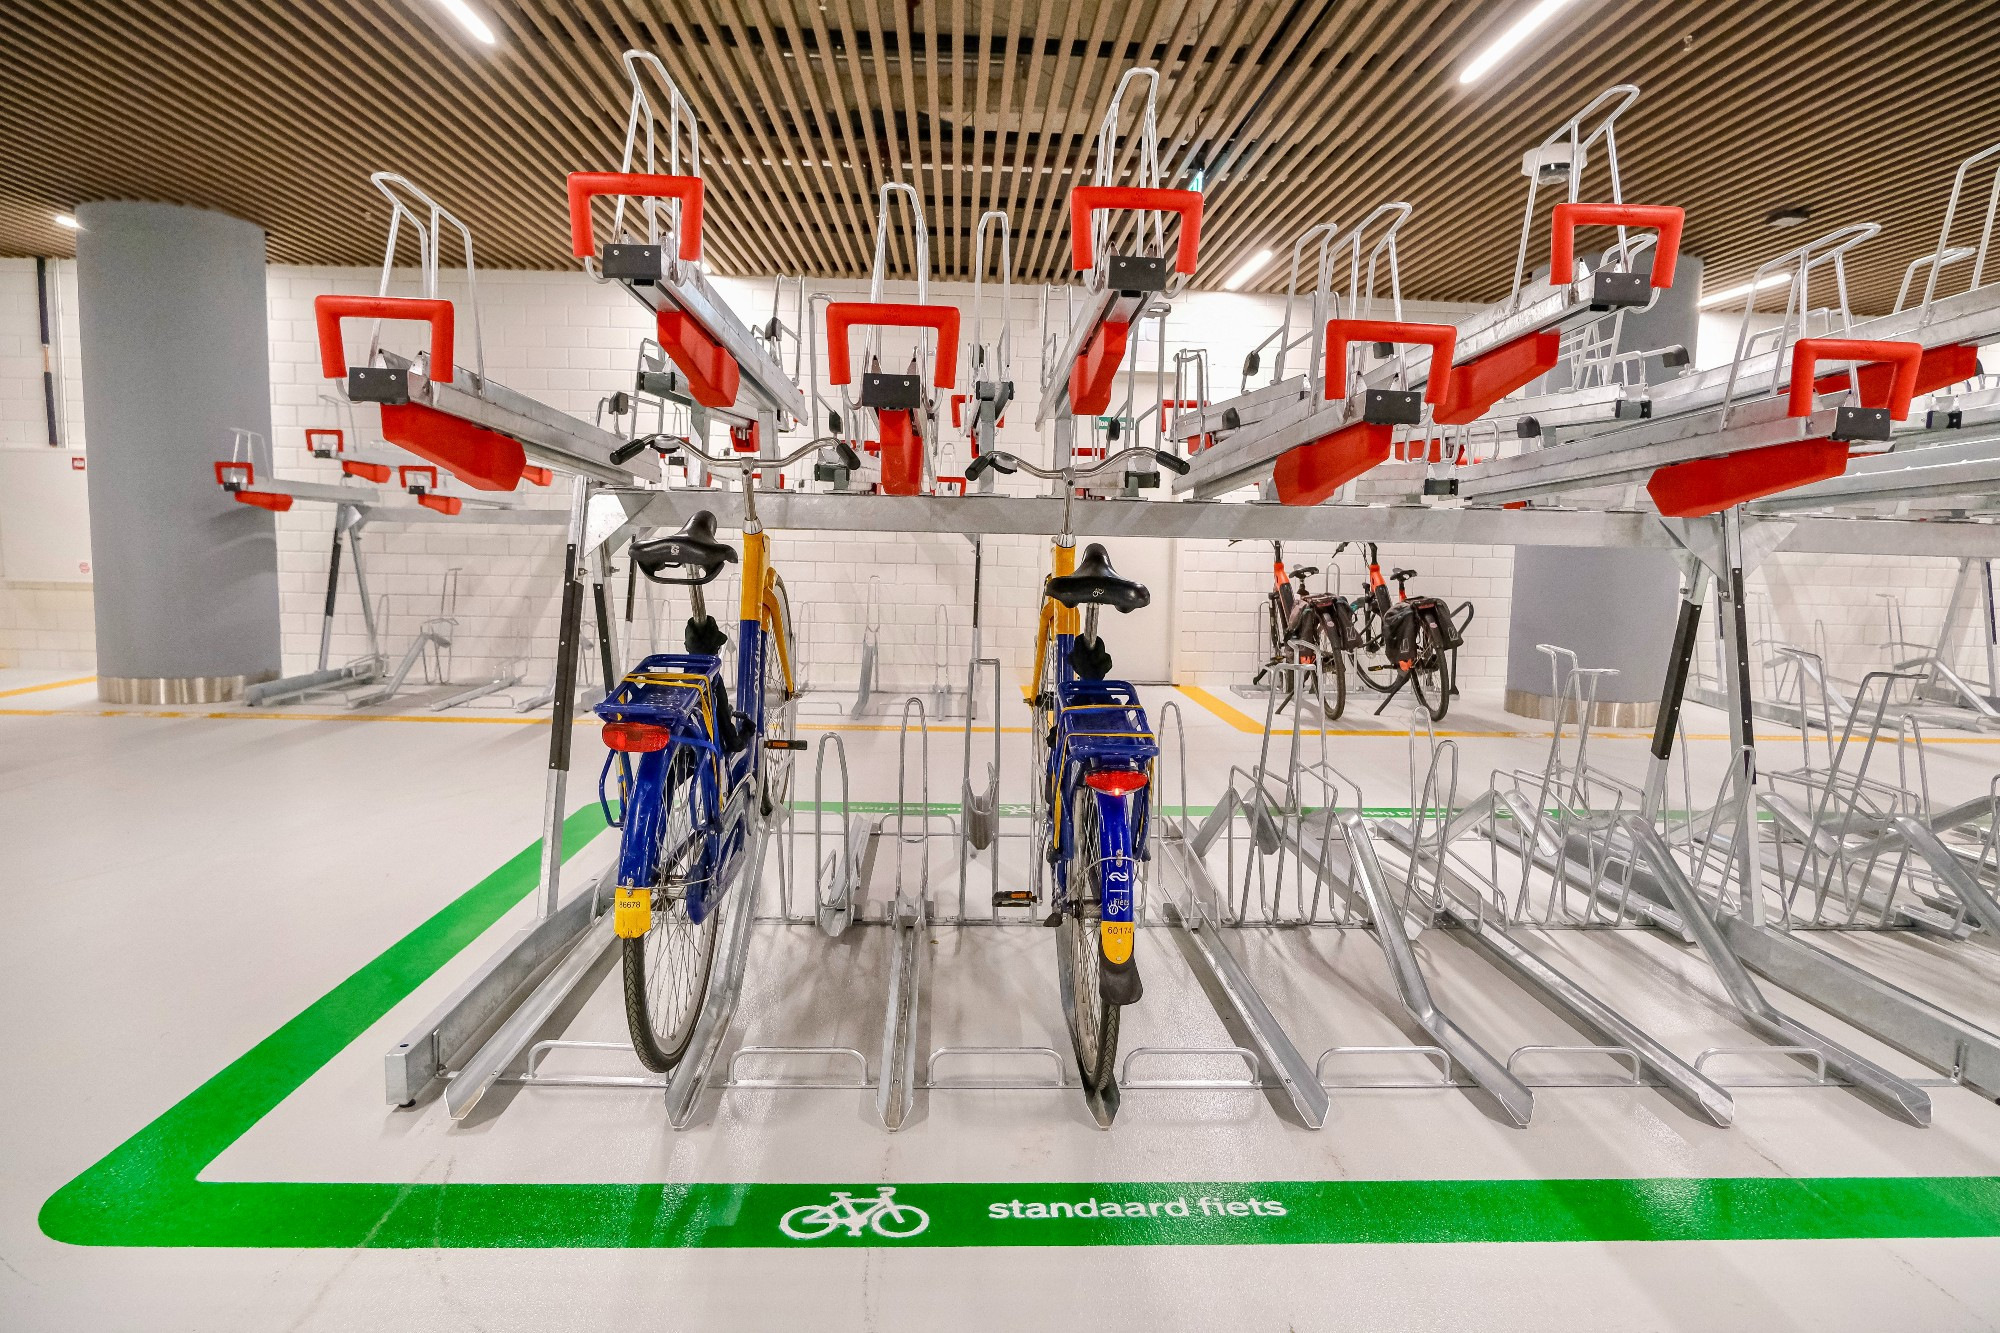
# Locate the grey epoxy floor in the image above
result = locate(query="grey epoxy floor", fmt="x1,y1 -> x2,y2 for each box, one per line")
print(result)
6,667 -> 2000,1330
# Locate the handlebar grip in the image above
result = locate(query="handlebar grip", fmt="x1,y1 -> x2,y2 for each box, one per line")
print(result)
609,438 -> 651,466
566,172 -> 703,263
1154,449 -> 1190,476
965,454 -> 996,481
314,295 -> 454,384
834,442 -> 861,471
1786,338 -> 1924,419
823,302 -> 962,389
1549,203 -> 1684,288
1069,186 -> 1204,274
1323,320 -> 1456,403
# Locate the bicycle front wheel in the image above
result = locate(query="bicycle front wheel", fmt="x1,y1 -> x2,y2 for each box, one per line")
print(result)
1056,785 -> 1120,1096
870,1203 -> 930,1238
623,746 -> 722,1072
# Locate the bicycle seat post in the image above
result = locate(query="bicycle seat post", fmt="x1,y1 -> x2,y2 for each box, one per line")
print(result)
735,458 -> 763,535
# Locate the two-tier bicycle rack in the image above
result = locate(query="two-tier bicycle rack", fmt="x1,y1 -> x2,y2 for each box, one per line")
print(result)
266,48 -> 2000,1148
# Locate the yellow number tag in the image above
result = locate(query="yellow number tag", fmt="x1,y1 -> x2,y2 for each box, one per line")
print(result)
1099,920 -> 1134,965
613,887 -> 653,939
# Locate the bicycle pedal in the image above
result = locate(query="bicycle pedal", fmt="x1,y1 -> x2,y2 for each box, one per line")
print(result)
991,889 -> 1037,909
763,737 -> 808,751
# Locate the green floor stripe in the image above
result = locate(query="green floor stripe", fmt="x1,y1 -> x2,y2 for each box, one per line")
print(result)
38,802 -> 2000,1250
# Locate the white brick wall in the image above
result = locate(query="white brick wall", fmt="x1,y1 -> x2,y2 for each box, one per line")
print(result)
0,257 -> 90,668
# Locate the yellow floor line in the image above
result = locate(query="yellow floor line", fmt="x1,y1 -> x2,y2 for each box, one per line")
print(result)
1174,683 -> 1533,738
0,675 -> 94,699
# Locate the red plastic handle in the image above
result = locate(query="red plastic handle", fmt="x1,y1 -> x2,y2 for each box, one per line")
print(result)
304,428 -> 344,455
1158,398 -> 1203,430
522,465 -> 553,487
1070,187 -> 1204,275
399,464 -> 439,493
314,295 -> 455,385
566,172 -> 703,263
1787,338 -> 1924,420
1549,203 -> 1684,289
213,461 -> 253,488
1323,320 -> 1456,404
824,303 -> 962,389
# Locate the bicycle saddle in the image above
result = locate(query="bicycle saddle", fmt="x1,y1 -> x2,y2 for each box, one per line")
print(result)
1044,543 -> 1150,613
632,511 -> 739,584
1289,564 -> 1319,581
1391,567 -> 1418,582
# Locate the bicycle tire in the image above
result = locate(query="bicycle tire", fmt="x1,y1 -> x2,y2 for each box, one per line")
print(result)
1056,785 -> 1121,1097
1315,626 -> 1348,720
759,601 -> 796,817
623,746 -> 722,1072
1410,625 -> 1452,723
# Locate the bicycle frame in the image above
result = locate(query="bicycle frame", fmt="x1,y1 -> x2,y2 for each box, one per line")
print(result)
985,446 -> 1174,977
1035,532 -> 1157,967
599,437 -> 833,932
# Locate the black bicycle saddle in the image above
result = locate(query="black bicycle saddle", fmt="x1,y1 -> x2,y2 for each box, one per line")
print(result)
1044,543 -> 1149,613
632,511 -> 739,584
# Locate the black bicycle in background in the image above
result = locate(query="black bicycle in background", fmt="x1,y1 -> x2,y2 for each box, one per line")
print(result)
1250,540 -> 1363,719
1346,542 -> 1474,723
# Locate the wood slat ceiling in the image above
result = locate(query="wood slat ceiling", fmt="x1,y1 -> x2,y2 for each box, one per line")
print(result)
2,0 -> 1995,313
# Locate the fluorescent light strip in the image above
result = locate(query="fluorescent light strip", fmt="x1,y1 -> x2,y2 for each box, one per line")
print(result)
54,214 -> 80,230
1458,0 -> 1579,85
1698,272 -> 1791,309
438,0 -> 496,44
1223,249 -> 1275,291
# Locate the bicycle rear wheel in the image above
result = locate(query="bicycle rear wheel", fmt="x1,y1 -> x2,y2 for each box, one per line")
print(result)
1410,626 -> 1453,722
623,746 -> 722,1072
1315,627 -> 1348,720
1056,785 -> 1120,1097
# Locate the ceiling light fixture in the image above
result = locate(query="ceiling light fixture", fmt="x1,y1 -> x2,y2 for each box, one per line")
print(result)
437,0 -> 497,44
1223,248 -> 1275,291
1765,205 -> 1812,229
1697,272 -> 1791,309
53,213 -> 80,230
1458,0 -> 1580,85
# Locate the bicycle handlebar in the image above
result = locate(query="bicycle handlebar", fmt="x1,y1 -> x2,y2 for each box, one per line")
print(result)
966,445 -> 1188,484
613,431 -> 860,473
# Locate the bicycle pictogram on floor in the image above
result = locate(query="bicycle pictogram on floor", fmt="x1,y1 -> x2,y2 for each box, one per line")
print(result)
779,1188 -> 930,1240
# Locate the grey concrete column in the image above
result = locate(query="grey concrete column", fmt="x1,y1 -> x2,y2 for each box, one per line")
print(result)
76,202 -> 280,703
1504,546 -> 1683,724
1503,254 -> 1702,725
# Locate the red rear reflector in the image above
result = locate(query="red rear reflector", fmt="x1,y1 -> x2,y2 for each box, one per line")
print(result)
602,721 -> 672,753
1084,770 -> 1148,795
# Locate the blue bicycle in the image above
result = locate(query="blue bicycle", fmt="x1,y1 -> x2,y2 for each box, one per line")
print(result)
965,443 -> 1188,1112
597,433 -> 854,1071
